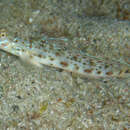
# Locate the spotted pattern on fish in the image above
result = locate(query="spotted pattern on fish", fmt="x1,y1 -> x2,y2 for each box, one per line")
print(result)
0,29 -> 129,78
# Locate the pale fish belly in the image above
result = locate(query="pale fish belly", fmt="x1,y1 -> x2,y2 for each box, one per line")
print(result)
0,30 -> 129,78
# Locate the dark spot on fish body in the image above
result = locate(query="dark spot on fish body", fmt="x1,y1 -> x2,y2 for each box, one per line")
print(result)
60,61 -> 69,67
104,64 -> 110,69
73,56 -> 78,61
55,52 -> 60,56
89,60 -> 95,66
84,69 -> 93,73
49,57 -> 55,61
106,71 -> 113,76
38,54 -> 42,58
97,71 -> 101,74
14,39 -> 18,43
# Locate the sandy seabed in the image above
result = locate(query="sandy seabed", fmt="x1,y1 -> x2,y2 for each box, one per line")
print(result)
0,0 -> 130,129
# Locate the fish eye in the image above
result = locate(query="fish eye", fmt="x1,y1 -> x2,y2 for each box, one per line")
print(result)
0,29 -> 7,38
0,32 -> 7,38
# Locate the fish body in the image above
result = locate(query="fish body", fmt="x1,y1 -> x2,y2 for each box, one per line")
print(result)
0,30 -> 129,78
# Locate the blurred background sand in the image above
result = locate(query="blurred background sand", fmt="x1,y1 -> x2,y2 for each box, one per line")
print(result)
0,0 -> 129,129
